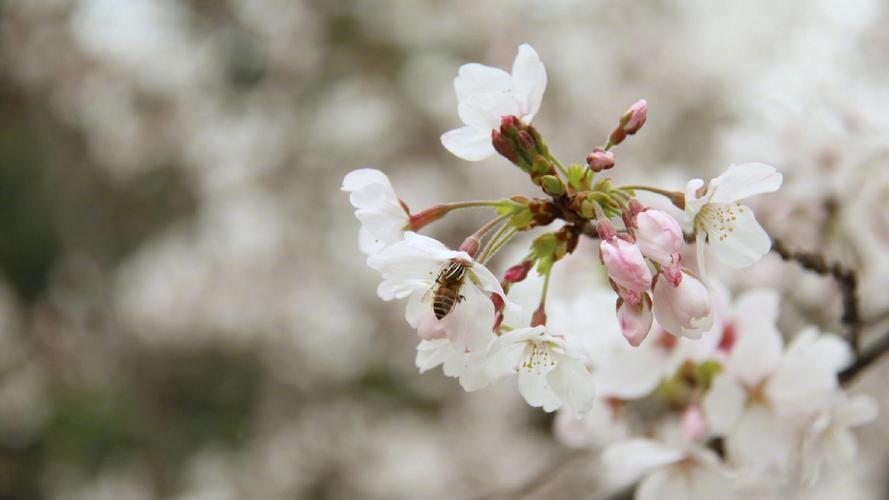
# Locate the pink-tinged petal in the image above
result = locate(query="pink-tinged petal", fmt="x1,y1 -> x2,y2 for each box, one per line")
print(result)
547,357 -> 596,417
709,162 -> 783,204
702,373 -> 746,435
634,210 -> 684,265
440,126 -> 494,161
684,178 -> 709,217
600,238 -> 652,293
616,295 -> 653,347
510,43 -> 547,122
454,62 -> 512,102
652,272 -> 713,339
705,204 -> 772,269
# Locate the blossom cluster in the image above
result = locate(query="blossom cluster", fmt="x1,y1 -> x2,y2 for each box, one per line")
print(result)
342,44 -> 876,497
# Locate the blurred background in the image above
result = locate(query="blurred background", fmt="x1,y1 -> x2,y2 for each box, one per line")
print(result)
1,0 -> 889,498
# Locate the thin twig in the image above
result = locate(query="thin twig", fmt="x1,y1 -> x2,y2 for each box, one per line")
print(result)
840,328 -> 889,385
771,238 -> 862,353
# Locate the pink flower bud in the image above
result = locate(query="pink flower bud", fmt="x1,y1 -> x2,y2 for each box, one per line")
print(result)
616,294 -> 653,347
600,238 -> 653,296
458,236 -> 481,257
596,218 -> 618,241
681,404 -> 707,442
661,257 -> 683,287
652,272 -> 713,339
586,148 -> 615,172
492,129 -> 519,164
622,99 -> 648,135
634,210 -> 684,266
503,261 -> 533,283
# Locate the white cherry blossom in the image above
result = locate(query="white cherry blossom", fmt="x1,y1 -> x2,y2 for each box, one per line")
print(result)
703,326 -> 852,482
603,438 -> 738,500
686,162 -> 783,270
367,232 -> 519,379
441,44 -> 547,161
342,168 -> 409,254
652,271 -> 714,339
480,325 -> 595,416
798,393 -> 878,485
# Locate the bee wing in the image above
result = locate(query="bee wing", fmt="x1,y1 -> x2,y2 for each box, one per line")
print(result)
420,283 -> 436,304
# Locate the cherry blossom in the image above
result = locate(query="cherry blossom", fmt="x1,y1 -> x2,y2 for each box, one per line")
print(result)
685,162 -> 783,270
603,438 -> 738,500
367,232 -> 520,377
342,168 -> 410,254
480,325 -> 596,416
652,272 -> 713,339
440,44 -> 547,161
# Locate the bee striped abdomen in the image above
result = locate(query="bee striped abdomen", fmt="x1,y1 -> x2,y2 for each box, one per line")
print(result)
433,287 -> 459,320
431,260 -> 468,320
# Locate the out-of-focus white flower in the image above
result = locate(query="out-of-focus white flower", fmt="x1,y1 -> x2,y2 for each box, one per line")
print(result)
342,168 -> 409,254
367,232 -> 520,379
652,272 -> 713,339
603,438 -> 738,500
703,326 -> 852,482
440,44 -> 547,161
799,393 -> 878,485
686,163 -> 783,271
480,326 -> 595,416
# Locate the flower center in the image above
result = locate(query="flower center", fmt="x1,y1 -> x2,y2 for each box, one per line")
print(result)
697,203 -> 744,241
521,343 -> 556,374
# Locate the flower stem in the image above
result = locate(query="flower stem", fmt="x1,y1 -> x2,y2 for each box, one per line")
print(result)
479,223 -> 517,265
619,185 -> 685,209
409,200 -> 513,230
531,266 -> 552,327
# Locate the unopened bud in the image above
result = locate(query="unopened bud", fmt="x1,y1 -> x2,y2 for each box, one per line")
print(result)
622,100 -> 648,135
458,236 -> 481,257
608,99 -> 648,147
540,175 -> 566,196
516,130 -> 536,151
586,148 -> 615,172
504,261 -> 533,283
531,155 -> 555,177
492,130 -> 519,165
500,114 -> 521,132
597,218 -> 617,241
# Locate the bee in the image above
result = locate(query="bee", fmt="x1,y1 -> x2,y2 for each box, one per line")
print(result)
430,259 -> 469,320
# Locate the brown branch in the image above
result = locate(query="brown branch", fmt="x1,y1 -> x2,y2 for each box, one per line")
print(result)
840,329 -> 889,385
771,238 -> 862,353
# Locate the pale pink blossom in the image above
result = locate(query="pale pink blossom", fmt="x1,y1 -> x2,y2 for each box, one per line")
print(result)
600,237 -> 652,303
652,272 -> 713,339
342,168 -> 409,254
616,294 -> 653,347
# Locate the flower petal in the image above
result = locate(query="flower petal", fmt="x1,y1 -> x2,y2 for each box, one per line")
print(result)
454,62 -> 512,102
518,367 -> 562,412
510,43 -> 547,122
705,204 -> 772,268
602,439 -> 684,474
458,91 -> 521,131
440,126 -> 494,161
547,357 -> 596,417
709,162 -> 783,204
702,373 -> 746,435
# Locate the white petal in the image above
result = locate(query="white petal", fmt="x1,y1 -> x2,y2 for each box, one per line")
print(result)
358,225 -> 386,254
602,439 -> 684,474
470,263 -> 522,319
709,162 -> 783,204
838,394 -> 879,427
636,469 -> 682,500
443,283 -> 496,352
458,91 -> 521,131
728,293 -> 783,386
341,168 -> 392,193
517,367 -> 561,412
593,343 -> 669,399
547,357 -> 596,417
726,404 -> 795,473
706,204 -> 772,268
510,43 -> 547,122
702,374 -> 746,435
454,62 -> 512,102
440,126 -> 494,161
415,339 -> 452,373
684,178 -> 708,217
